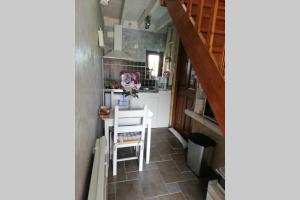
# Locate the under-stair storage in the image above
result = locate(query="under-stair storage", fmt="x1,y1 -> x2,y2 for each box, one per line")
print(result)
161,0 -> 225,134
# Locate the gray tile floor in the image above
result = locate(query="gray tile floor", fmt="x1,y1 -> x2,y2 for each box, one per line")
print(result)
107,128 -> 208,200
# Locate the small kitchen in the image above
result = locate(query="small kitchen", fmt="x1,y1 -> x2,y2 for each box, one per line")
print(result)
77,0 -> 225,199
101,23 -> 177,128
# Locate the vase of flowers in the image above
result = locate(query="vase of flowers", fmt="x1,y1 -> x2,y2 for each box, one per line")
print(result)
120,72 -> 141,108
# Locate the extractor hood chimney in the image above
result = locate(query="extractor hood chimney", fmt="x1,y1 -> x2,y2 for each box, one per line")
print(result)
104,25 -> 134,60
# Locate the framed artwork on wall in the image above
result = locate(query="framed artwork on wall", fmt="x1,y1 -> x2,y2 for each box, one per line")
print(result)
193,83 -> 205,114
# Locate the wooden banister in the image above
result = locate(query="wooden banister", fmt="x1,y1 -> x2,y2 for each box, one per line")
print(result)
163,0 -> 225,134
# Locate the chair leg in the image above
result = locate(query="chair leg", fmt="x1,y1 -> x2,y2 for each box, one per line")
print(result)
109,132 -> 113,160
113,145 -> 117,176
135,145 -> 139,157
139,143 -> 144,171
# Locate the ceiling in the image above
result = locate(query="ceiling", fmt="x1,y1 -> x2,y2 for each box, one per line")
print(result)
122,0 -> 153,21
101,0 -> 123,19
150,5 -> 167,22
101,0 -> 172,32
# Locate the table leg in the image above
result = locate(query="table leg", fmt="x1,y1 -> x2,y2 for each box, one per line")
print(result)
146,119 -> 152,164
104,121 -> 109,177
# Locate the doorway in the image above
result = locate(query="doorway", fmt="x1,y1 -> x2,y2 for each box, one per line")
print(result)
146,50 -> 164,79
172,42 -> 197,139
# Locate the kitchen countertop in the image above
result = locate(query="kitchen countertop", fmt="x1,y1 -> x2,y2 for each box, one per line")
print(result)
104,88 -> 159,93
104,88 -> 171,93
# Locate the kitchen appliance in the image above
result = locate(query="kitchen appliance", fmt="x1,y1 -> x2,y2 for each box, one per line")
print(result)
103,25 -> 133,60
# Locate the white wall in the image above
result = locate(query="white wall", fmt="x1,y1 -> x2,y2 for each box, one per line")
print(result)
75,0 -> 104,199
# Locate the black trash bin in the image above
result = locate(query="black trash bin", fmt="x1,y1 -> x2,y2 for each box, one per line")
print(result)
187,133 -> 216,177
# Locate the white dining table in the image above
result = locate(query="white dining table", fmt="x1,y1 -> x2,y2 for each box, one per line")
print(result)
100,108 -> 153,165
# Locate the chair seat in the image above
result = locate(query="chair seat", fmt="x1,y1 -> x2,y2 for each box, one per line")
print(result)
118,132 -> 141,143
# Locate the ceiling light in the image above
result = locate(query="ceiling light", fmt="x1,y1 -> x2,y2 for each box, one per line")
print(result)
145,16 -> 151,29
100,0 -> 110,6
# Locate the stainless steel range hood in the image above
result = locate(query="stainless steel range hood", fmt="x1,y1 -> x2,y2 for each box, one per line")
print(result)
104,24 -> 134,60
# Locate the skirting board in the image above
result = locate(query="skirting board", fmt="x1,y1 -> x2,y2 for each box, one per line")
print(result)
169,128 -> 188,148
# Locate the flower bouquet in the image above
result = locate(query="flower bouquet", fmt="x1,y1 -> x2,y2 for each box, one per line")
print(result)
120,72 -> 141,99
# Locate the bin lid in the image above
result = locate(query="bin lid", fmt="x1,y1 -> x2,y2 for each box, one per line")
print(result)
188,133 -> 216,147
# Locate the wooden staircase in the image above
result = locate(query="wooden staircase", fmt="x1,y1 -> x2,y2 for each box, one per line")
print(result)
161,0 -> 225,134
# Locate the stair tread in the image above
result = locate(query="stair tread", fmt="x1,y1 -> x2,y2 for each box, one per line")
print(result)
218,5 -> 225,10
199,15 -> 224,20
212,47 -> 224,53
200,29 -> 224,34
216,16 -> 225,20
189,2 -> 213,8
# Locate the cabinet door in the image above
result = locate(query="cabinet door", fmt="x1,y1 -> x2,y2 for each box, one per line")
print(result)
131,93 -> 159,128
173,43 -> 196,139
157,91 -> 171,127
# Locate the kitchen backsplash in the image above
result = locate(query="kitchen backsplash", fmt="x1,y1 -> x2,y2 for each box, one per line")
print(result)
103,57 -> 156,89
141,79 -> 156,88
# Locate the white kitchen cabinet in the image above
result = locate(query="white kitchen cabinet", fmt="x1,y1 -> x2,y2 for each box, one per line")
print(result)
132,91 -> 171,128
104,90 -> 171,128
156,91 -> 171,127
131,92 -> 159,127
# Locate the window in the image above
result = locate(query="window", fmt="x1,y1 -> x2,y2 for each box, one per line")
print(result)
146,51 -> 164,78
148,54 -> 160,77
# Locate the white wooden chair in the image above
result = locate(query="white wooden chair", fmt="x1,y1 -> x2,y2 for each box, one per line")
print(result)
111,105 -> 147,176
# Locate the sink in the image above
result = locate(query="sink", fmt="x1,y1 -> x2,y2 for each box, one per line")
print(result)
140,87 -> 156,90
139,87 -> 158,92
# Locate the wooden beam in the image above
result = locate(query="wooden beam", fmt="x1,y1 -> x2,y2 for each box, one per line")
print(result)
165,0 -> 225,134
120,0 -> 127,24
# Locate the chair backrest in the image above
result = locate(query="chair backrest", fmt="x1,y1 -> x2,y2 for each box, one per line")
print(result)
113,105 -> 147,144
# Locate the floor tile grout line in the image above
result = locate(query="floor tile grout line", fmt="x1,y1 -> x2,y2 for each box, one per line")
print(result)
114,184 -> 117,200
156,162 -> 170,197
181,192 -> 188,200
123,160 -> 128,181
109,128 -> 206,199
147,192 -> 186,199
165,182 -> 182,195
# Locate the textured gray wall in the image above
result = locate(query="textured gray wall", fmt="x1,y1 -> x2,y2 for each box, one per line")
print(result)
75,0 -> 104,199
105,27 -> 167,62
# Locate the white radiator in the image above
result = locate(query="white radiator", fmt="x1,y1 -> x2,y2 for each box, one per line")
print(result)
88,137 -> 108,200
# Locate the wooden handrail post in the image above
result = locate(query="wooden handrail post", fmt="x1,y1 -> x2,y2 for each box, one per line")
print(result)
196,0 -> 204,33
188,0 -> 193,17
208,0 -> 219,53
